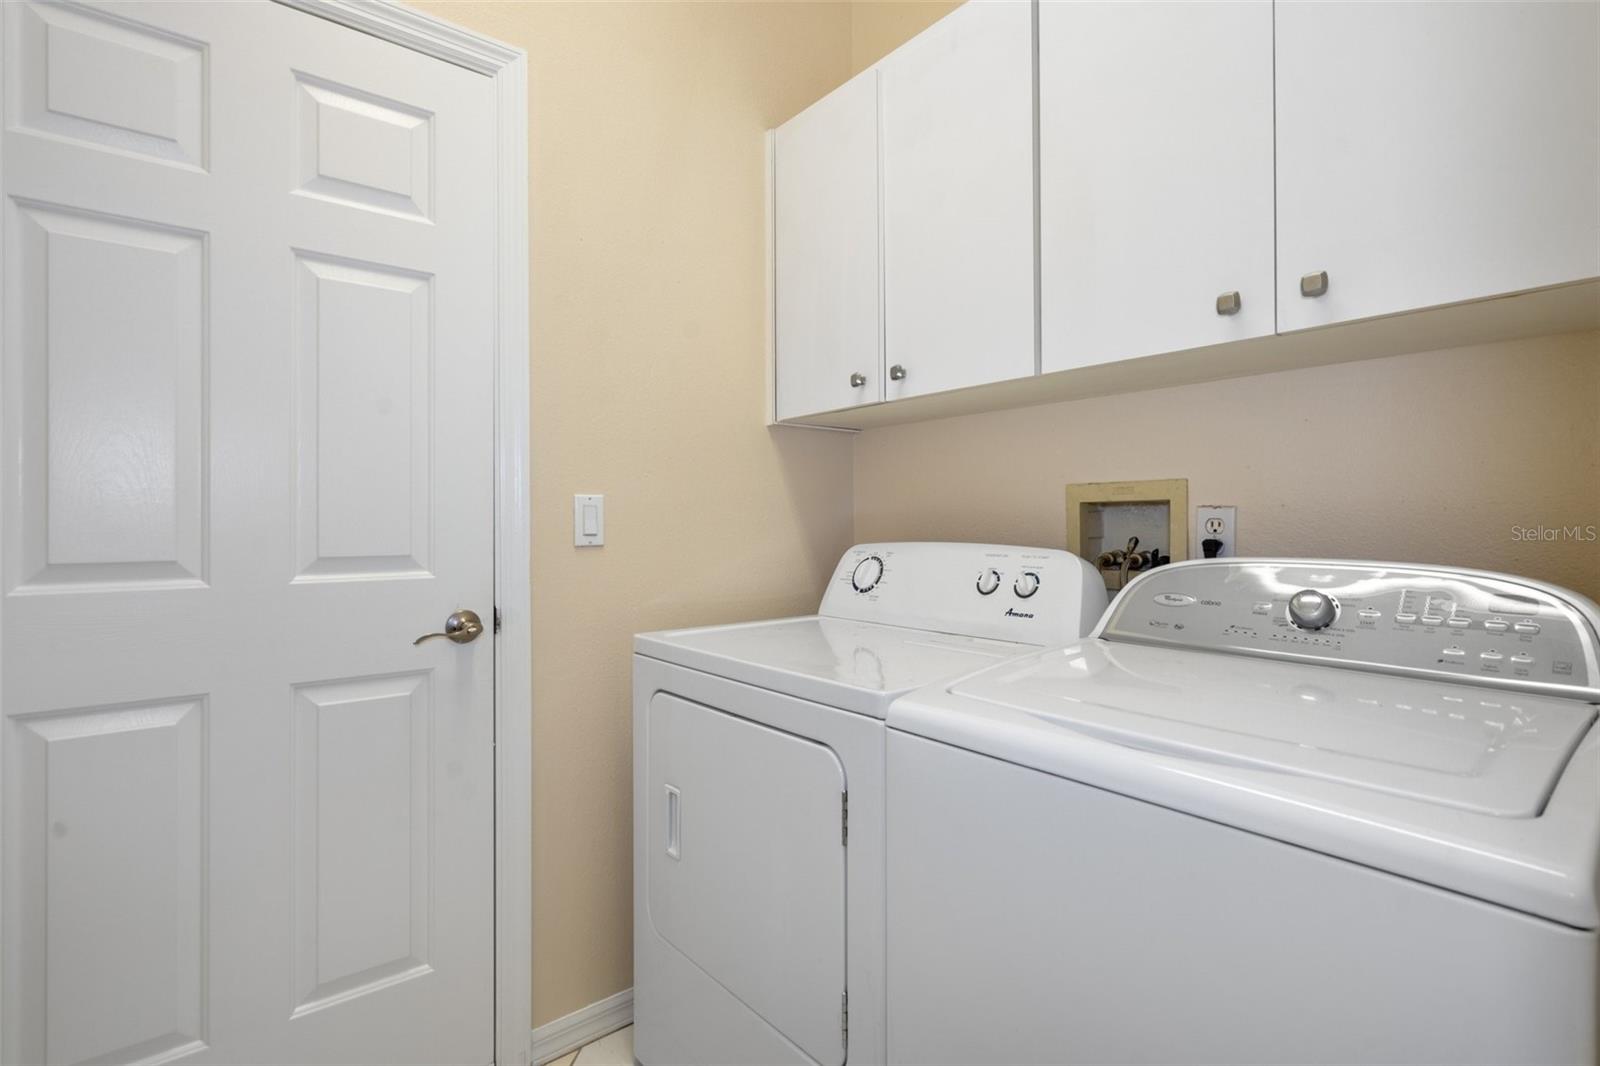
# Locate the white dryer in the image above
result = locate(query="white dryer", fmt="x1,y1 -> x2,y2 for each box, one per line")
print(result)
633,543 -> 1107,1066
887,558 -> 1600,1066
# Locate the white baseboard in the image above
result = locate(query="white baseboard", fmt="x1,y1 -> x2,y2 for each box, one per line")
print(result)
529,987 -> 633,1065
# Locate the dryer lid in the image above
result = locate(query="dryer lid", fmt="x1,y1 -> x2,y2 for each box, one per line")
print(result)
635,616 -> 1030,718
941,641 -> 1595,817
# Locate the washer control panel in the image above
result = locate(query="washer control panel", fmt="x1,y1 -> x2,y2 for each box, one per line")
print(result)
821,543 -> 1108,646
1102,560 -> 1600,698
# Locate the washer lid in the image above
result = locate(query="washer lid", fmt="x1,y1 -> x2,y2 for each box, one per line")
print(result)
635,616 -> 1030,718
946,641 -> 1595,817
892,640 -> 1600,927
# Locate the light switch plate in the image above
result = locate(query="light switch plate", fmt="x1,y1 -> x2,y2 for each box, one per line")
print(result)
574,493 -> 604,547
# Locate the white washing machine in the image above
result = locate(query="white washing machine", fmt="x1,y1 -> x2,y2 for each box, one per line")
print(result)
887,559 -> 1600,1066
632,542 -> 1107,1066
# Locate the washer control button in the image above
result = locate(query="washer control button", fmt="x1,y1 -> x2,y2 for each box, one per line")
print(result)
1358,608 -> 1382,621
1442,647 -> 1466,658
1480,650 -> 1504,662
1484,619 -> 1510,633
1420,615 -> 1444,627
1394,612 -> 1418,625
976,568 -> 1002,596
1446,617 -> 1471,628
1510,653 -> 1535,665
1288,589 -> 1337,630
1013,571 -> 1041,599
1513,622 -> 1541,635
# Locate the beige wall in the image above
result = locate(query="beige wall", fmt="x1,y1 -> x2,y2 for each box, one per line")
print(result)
854,331 -> 1600,601
849,0 -> 963,72
407,0 -> 859,1026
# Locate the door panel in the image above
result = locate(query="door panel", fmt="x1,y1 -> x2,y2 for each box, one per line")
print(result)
291,674 -> 433,1015
647,694 -> 847,1066
292,252 -> 434,579
1275,0 -> 1600,331
1,3 -> 498,1063
10,0 -> 207,168
1039,0 -> 1275,371
12,699 -> 207,1066
8,201 -> 207,590
881,0 -> 1035,401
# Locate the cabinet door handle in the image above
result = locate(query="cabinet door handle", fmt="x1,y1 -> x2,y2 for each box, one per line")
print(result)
888,364 -> 907,381
1215,291 -> 1241,316
849,372 -> 867,388
1300,271 -> 1329,298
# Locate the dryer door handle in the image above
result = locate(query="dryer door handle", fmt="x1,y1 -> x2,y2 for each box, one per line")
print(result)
664,784 -> 681,860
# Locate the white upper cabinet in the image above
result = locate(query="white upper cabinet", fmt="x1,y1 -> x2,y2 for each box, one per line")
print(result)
1039,1 -> 1275,372
880,0 -> 1036,401
1276,0 -> 1600,333
775,70 -> 881,421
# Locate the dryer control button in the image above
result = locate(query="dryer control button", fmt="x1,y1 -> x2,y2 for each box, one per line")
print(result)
851,555 -> 884,593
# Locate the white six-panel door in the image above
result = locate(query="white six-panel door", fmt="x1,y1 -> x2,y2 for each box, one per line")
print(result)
1,2 -> 499,1062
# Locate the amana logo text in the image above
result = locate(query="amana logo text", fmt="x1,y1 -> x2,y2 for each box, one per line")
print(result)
1004,608 -> 1034,619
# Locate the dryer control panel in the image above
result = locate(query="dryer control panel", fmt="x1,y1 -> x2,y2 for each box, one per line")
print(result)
1101,559 -> 1600,699
820,543 -> 1108,646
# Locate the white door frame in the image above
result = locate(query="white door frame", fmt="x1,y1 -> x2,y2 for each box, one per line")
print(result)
271,4 -> 534,1062
0,0 -> 532,1060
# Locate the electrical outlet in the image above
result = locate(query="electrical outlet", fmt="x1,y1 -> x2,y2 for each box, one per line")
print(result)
1196,505 -> 1236,559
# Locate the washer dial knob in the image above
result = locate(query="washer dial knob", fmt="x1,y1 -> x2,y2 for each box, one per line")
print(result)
851,555 -> 884,593
1288,589 -> 1337,630
1013,571 -> 1041,599
976,568 -> 1002,596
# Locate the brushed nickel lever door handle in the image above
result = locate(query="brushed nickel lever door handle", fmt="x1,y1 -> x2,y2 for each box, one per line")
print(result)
414,609 -> 485,646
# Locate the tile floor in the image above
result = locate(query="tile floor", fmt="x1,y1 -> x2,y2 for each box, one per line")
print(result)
549,1024 -> 633,1066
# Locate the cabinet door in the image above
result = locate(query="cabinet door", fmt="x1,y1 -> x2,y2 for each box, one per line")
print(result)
775,70 -> 881,421
1040,1 -> 1275,372
881,0 -> 1035,400
1276,0 -> 1600,332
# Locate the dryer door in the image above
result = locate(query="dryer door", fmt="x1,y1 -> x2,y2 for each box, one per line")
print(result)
646,694 -> 847,1066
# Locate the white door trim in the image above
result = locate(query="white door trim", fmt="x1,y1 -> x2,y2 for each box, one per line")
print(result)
273,3 -> 532,1062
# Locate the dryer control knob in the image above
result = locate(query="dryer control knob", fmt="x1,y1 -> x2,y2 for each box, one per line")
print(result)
1288,589 -> 1337,630
1013,572 -> 1040,599
851,555 -> 884,593
976,568 -> 1002,596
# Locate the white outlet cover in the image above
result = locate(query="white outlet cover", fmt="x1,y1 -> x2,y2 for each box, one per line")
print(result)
1196,505 -> 1235,558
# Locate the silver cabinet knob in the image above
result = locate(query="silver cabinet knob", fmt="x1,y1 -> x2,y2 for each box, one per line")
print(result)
849,372 -> 867,388
1300,271 -> 1329,298
888,364 -> 907,381
414,608 -> 485,645
1215,291 -> 1241,316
